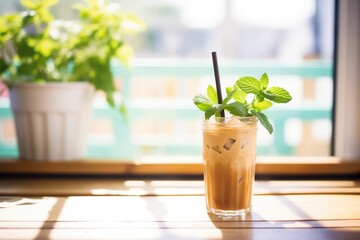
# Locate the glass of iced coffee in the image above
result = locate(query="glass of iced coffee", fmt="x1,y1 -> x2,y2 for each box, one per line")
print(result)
193,53 -> 292,216
202,116 -> 257,216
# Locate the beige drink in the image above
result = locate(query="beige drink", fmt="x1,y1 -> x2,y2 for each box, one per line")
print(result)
202,116 -> 257,216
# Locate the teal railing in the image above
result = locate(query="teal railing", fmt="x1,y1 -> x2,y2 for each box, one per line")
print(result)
0,59 -> 333,159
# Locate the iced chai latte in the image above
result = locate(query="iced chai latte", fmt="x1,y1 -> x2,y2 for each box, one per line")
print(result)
202,116 -> 257,216
193,56 -> 292,216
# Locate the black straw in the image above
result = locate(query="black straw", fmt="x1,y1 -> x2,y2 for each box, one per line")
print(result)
211,51 -> 225,117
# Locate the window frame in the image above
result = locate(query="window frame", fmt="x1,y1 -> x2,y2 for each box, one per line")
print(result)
332,0 -> 360,158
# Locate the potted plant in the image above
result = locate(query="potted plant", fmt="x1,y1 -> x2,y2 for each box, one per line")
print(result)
0,0 -> 144,161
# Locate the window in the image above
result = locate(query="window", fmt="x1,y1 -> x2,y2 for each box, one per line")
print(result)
2,0 -> 355,173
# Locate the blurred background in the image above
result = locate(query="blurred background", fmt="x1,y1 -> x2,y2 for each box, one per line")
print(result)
0,0 -> 335,160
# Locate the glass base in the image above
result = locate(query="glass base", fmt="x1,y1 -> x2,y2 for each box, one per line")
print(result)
207,206 -> 251,217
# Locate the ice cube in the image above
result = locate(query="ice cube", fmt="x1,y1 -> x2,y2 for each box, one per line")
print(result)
238,176 -> 244,184
223,138 -> 236,150
212,145 -> 222,154
241,138 -> 248,149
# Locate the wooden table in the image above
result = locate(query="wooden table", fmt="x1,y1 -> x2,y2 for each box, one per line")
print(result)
0,179 -> 360,239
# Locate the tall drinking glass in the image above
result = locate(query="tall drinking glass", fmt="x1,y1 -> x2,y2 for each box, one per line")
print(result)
202,116 -> 257,216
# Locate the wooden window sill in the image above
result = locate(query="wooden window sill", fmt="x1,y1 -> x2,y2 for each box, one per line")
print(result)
0,156 -> 360,176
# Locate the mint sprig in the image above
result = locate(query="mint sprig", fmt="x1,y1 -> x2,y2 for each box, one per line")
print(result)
193,73 -> 292,134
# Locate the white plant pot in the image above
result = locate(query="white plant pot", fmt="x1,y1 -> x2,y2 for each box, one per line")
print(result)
9,82 -> 94,161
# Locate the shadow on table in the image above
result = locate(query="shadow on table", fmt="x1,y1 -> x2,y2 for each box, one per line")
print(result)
0,197 -> 45,208
33,198 -> 66,240
207,195 -> 360,240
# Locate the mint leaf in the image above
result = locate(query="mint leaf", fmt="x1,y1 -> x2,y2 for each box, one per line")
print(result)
263,86 -> 292,103
193,94 -> 213,111
226,86 -> 233,94
207,85 -> 218,103
223,89 -> 235,105
256,94 -> 265,102
224,102 -> 248,117
205,104 -> 223,119
253,100 -> 272,111
236,76 -> 261,94
259,73 -> 269,90
233,88 -> 247,103
251,110 -> 273,134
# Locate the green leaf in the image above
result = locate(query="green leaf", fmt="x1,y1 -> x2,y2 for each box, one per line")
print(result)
0,59 -> 9,74
17,62 -> 35,76
21,0 -> 58,9
256,94 -> 264,102
253,100 -> 272,111
119,101 -> 128,121
222,89 -> 235,105
115,43 -> 133,67
42,0 -> 58,8
75,56 -> 115,94
106,94 -> 115,108
37,39 -> 58,57
207,85 -> 218,104
263,86 -> 292,103
226,86 -> 233,94
224,102 -> 248,117
259,73 -> 269,90
21,0 -> 38,9
95,67 -> 114,94
16,39 -> 35,58
236,76 -> 261,94
233,88 -> 247,103
214,111 -> 221,118
193,94 -> 213,111
21,11 -> 35,25
251,110 -> 273,134
205,104 -> 223,120
121,13 -> 146,33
